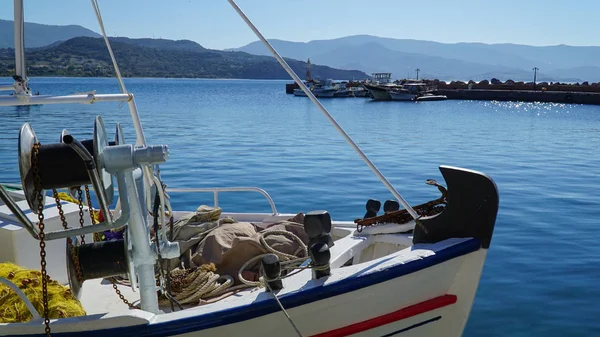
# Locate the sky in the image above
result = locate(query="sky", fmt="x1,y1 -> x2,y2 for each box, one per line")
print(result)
2,0 -> 599,50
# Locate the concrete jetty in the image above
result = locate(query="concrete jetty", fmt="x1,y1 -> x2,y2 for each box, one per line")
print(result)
286,78 -> 600,105
436,89 -> 600,105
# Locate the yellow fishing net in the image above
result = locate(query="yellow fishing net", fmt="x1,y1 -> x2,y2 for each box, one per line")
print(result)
0,263 -> 86,323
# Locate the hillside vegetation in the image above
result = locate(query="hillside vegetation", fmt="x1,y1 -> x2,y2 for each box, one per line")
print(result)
0,37 -> 367,80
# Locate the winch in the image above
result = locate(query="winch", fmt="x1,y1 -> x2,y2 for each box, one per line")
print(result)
5,116 -> 180,314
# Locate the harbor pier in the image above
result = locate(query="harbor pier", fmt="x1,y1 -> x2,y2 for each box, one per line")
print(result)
436,89 -> 600,105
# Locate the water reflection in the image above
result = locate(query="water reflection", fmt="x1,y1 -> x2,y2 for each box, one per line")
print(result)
0,104 -> 43,117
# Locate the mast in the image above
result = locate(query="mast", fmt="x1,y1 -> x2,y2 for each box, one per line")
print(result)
12,0 -> 31,96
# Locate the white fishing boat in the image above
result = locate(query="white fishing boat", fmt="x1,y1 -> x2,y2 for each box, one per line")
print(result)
0,1 -> 499,336
362,73 -> 401,100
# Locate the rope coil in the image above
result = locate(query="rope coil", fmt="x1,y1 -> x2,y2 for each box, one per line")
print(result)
167,229 -> 311,304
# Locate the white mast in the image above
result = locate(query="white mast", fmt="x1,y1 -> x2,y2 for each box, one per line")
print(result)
12,0 -> 31,96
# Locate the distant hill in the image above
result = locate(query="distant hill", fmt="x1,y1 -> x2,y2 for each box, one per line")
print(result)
0,19 -> 100,48
109,37 -> 207,53
0,37 -> 368,79
231,35 -> 600,82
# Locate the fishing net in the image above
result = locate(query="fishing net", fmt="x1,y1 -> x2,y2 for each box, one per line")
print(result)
0,263 -> 86,323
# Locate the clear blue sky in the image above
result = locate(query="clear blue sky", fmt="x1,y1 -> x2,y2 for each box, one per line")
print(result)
2,0 -> 599,50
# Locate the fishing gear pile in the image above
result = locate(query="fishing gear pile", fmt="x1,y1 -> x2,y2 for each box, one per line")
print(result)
0,263 -> 86,323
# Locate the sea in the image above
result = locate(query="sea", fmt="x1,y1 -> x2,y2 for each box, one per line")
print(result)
1,77 -> 599,336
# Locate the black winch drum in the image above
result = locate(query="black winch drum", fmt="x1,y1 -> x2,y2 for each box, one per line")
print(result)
18,117 -> 114,212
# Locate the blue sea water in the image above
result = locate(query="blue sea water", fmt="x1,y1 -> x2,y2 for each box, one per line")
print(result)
1,77 -> 599,336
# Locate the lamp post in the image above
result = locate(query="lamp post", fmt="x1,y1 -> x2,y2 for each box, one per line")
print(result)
533,67 -> 538,90
415,68 -> 420,80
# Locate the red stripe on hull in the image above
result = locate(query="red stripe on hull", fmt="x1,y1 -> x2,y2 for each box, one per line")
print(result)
310,294 -> 457,337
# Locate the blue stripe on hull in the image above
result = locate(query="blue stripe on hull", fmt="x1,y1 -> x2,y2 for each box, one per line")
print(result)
14,238 -> 481,337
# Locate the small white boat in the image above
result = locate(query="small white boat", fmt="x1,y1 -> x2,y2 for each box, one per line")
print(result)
294,79 -> 337,98
312,88 -> 336,98
417,94 -> 448,102
0,1 -> 498,336
294,87 -> 336,98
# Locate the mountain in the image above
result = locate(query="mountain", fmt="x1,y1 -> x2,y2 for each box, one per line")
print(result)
231,35 -> 600,82
0,37 -> 367,79
299,42 -> 534,82
0,19 -> 100,48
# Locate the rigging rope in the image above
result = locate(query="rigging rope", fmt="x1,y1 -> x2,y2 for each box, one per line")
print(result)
262,278 -> 304,337
226,0 -> 419,220
90,0 -> 126,94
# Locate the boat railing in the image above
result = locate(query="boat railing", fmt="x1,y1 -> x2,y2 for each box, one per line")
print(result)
166,187 -> 279,215
0,93 -> 133,106
0,91 -> 147,146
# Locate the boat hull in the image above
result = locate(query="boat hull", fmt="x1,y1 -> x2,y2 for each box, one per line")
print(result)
2,238 -> 487,337
363,84 -> 392,101
293,88 -> 336,98
293,89 -> 307,96
390,91 -> 416,101
313,88 -> 336,98
333,89 -> 353,97
417,95 -> 448,101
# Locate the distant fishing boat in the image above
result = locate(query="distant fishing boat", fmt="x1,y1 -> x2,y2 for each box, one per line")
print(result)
293,79 -> 337,98
416,94 -> 448,101
362,73 -> 402,100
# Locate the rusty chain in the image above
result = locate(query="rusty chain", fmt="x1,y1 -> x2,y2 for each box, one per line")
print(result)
110,279 -> 140,309
75,187 -> 86,244
59,187 -> 138,309
38,157 -> 137,314
84,185 -> 103,243
84,185 -> 96,226
52,189 -> 84,283
32,143 -> 51,337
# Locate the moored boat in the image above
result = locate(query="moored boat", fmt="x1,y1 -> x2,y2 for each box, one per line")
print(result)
363,82 -> 393,100
417,94 -> 448,101
333,88 -> 353,97
0,1 -> 498,336
294,79 -> 336,98
362,73 -> 407,101
389,89 -> 417,101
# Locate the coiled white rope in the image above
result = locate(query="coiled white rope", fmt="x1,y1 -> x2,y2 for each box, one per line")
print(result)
169,229 -> 309,305
238,230 -> 308,287
170,266 -> 236,305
